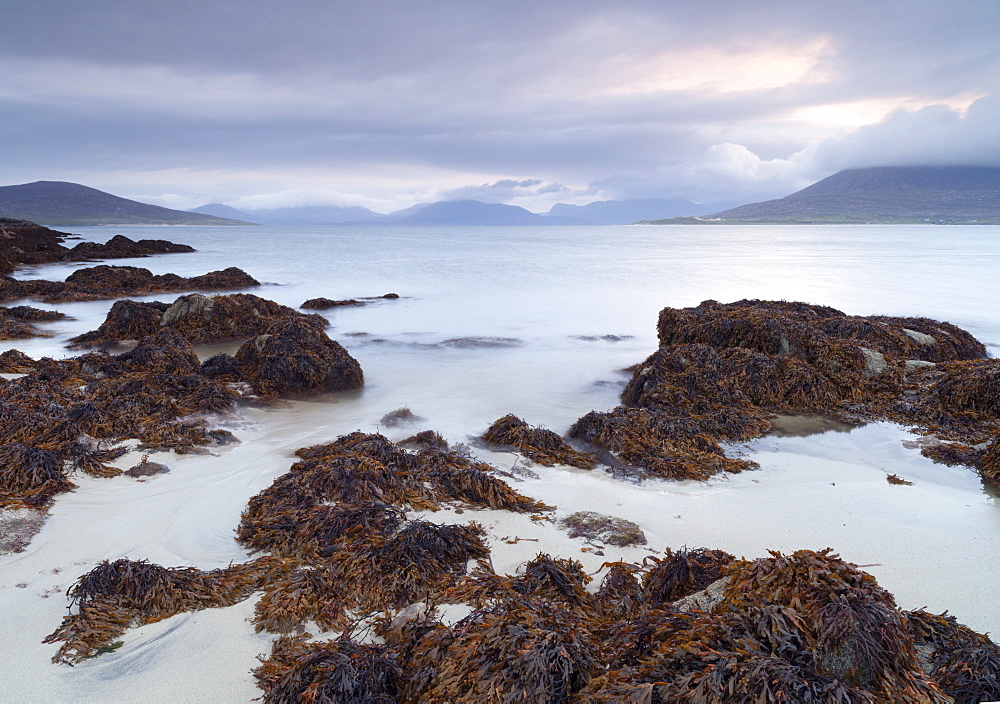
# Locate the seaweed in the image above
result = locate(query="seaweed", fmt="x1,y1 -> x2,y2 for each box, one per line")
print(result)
560,510 -> 647,547
43,557 -> 276,663
906,609 -> 1000,703
641,547 -> 735,605
481,414 -> 598,469
232,317 -> 364,396
253,634 -> 400,703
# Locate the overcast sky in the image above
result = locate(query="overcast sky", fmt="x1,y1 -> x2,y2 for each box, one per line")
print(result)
2,1 -> 998,213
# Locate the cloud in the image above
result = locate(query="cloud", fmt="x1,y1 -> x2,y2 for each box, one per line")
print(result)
0,1 -> 998,209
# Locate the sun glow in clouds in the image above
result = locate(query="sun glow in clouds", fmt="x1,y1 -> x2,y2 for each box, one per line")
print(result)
611,39 -> 834,95
787,92 -> 986,130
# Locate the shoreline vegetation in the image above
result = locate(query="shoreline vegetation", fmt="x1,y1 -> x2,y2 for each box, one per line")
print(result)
2,221 -> 1000,701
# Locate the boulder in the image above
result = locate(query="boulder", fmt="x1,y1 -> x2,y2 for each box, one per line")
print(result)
233,318 -> 363,396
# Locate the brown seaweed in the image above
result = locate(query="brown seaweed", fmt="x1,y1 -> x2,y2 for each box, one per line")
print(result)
481,414 -> 598,469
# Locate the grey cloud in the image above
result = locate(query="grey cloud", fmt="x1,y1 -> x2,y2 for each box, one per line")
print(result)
1,1 -> 998,206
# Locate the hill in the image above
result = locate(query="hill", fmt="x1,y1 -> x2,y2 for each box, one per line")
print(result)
373,200 -> 580,226
697,166 -> 1000,223
546,198 -> 736,224
0,182 -> 253,226
190,203 -> 383,226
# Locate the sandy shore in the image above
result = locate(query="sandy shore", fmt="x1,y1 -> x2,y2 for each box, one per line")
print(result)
1,399 -> 997,702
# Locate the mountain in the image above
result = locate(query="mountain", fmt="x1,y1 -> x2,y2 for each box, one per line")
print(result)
374,200 -> 579,226
191,203 -> 382,226
704,166 -> 1000,223
546,198 -> 736,224
0,181 -> 253,226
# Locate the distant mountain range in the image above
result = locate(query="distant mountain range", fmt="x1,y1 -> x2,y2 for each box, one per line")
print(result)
0,181 -> 251,226
192,197 -> 730,226
674,166 -> 1000,224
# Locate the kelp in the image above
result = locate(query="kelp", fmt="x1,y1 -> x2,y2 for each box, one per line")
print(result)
43,557 -> 281,664
412,596 -> 601,703
0,349 -> 36,372
641,547 -> 735,605
4,264 -> 257,305
0,443 -> 74,508
69,292 -> 323,348
573,299 -> 1000,481
481,414 -> 598,469
232,317 -> 364,396
0,220 -> 194,278
443,553 -> 593,610
906,609 -> 1000,703
569,406 -> 760,480
254,634 -> 401,703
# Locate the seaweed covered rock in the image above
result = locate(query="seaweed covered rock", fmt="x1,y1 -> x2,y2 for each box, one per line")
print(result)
67,299 -> 169,347
583,549 -> 956,702
0,349 -> 35,373
481,414 -> 598,469
116,328 -> 201,375
577,299 -> 1000,481
0,305 -> 68,339
232,317 -> 363,396
0,221 -> 195,276
301,297 -> 363,309
6,265 -> 259,304
69,292 -> 320,348
658,299 -> 986,363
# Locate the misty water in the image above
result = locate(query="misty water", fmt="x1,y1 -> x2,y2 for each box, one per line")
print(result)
10,223 -> 1000,438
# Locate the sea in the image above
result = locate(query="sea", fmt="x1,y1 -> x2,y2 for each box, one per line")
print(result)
2,224 -> 999,702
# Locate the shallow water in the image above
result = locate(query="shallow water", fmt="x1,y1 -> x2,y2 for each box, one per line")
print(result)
2,224 -> 1000,700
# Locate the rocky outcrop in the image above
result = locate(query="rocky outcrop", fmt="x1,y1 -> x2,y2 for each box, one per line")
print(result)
69,292 -> 321,348
2,264 -> 259,304
571,299 -> 999,480
232,318 -> 364,396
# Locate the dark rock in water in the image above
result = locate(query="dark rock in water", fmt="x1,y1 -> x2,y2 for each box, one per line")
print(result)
0,302 -> 67,340
301,297 -> 364,309
440,336 -> 521,348
160,293 -> 324,345
123,461 -> 170,478
0,349 -> 35,373
572,299 -> 1000,481
199,353 -> 240,380
116,328 -> 201,375
233,318 -> 363,396
301,293 -> 399,309
380,407 -> 421,427
70,292 -> 321,348
207,429 -> 240,446
2,263 -> 259,304
68,300 -> 167,348
69,234 -> 194,258
481,414 -> 597,469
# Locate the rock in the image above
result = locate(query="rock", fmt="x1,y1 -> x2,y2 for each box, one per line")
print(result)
559,511 -> 646,546
301,297 -> 364,309
160,293 -> 324,345
482,414 -> 598,469
116,328 -> 201,375
859,346 -> 888,378
123,461 -> 170,478
67,300 -> 167,348
0,349 -> 35,373
233,318 -> 364,396
673,575 -> 731,613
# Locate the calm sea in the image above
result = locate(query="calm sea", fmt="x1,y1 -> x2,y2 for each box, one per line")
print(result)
8,224 -> 999,438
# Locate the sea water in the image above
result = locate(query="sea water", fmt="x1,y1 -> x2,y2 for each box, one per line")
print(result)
2,224 -> 999,701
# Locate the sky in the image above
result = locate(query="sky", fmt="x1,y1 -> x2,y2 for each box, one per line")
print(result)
1,1 -> 998,214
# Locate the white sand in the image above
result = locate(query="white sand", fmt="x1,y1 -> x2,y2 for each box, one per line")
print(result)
1,402 -> 997,702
